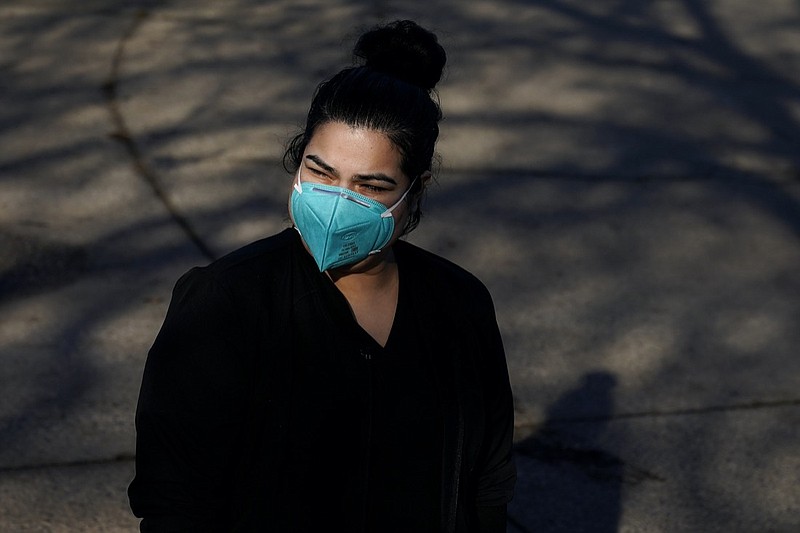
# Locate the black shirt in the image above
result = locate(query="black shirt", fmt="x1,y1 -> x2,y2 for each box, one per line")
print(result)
128,229 -> 516,532
281,251 -> 442,532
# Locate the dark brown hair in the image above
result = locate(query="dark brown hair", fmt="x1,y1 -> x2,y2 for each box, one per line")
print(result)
283,20 -> 446,233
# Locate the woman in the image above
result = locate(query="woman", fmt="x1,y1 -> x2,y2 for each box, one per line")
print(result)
128,20 -> 515,532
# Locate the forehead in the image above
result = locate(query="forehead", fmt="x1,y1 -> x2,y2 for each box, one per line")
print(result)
306,122 -> 405,178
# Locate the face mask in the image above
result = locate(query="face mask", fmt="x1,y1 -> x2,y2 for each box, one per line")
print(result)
290,167 -> 415,271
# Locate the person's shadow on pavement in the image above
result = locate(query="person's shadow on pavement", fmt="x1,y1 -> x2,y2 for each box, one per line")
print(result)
508,371 -> 625,532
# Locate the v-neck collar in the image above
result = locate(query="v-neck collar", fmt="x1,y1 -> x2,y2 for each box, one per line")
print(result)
310,253 -> 405,352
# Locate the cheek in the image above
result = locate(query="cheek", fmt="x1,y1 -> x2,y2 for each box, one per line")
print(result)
390,202 -> 412,235
287,188 -> 296,223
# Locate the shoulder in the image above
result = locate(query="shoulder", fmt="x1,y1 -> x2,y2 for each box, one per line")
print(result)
163,229 -> 302,319
155,230 -> 301,352
395,239 -> 494,307
179,228 -> 299,289
205,228 -> 299,279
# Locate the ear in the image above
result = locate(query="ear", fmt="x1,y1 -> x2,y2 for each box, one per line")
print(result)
411,171 -> 431,207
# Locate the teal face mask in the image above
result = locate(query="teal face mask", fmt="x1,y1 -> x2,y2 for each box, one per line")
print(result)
290,168 -> 415,271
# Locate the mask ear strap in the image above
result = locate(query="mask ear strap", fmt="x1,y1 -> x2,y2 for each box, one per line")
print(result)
293,166 -> 303,193
381,178 -> 418,218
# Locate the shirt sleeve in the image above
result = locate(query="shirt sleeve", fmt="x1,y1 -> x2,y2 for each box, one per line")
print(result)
476,504 -> 508,532
472,283 -> 517,510
128,267 -> 253,531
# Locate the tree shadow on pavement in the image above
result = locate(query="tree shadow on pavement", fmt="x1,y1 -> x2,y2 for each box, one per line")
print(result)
2,1 -> 800,530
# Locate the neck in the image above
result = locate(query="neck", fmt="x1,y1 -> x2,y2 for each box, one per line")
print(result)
329,247 -> 400,348
328,247 -> 398,295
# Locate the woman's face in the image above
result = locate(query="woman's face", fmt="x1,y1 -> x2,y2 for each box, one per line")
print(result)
289,121 -> 415,265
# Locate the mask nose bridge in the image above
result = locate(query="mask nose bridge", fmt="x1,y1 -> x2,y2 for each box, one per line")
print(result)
298,164 -> 416,218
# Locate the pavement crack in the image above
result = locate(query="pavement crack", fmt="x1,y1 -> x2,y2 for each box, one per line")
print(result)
102,8 -> 217,263
519,398 -> 800,428
0,454 -> 135,474
506,514 -> 533,533
515,431 -> 666,485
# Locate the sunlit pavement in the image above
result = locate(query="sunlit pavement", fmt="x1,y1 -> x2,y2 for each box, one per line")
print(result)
1,2 -> 799,531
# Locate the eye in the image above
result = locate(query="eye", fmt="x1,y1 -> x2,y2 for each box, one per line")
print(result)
304,166 -> 332,181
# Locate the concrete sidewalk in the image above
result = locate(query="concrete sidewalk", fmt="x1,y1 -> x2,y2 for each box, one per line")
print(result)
1,1 -> 799,531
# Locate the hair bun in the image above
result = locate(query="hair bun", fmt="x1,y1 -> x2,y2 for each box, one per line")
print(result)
353,20 -> 446,91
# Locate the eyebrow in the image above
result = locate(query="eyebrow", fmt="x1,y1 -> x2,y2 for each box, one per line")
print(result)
304,154 -> 398,186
